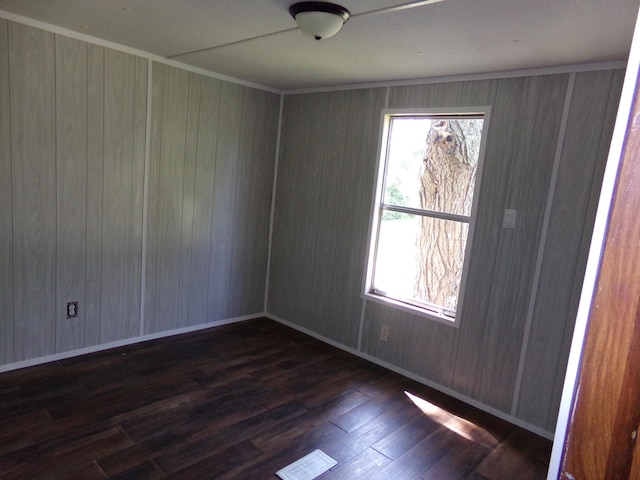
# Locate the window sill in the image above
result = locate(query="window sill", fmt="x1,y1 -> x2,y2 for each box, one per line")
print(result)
363,292 -> 460,327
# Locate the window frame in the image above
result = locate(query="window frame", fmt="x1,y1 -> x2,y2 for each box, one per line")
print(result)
363,107 -> 491,326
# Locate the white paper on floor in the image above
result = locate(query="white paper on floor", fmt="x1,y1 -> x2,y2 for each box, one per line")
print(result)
276,449 -> 338,480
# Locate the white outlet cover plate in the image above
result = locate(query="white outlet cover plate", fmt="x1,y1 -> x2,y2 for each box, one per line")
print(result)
503,209 -> 517,229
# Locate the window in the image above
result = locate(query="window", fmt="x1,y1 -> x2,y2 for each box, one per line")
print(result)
365,109 -> 489,324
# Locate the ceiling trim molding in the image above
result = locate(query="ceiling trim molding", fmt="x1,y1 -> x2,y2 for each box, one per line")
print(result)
0,9 -> 284,95
284,60 -> 627,95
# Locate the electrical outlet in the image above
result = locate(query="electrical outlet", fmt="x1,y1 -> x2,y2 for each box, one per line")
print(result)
380,325 -> 389,342
503,209 -> 517,229
66,301 -> 78,319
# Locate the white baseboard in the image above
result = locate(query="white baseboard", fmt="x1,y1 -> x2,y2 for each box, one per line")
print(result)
0,310 -> 553,440
0,313 -> 263,374
265,312 -> 554,440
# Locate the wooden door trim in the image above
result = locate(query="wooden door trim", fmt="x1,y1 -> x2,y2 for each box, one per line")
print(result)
559,50 -> 640,480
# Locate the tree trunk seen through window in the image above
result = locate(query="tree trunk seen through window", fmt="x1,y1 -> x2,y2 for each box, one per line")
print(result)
415,119 -> 482,311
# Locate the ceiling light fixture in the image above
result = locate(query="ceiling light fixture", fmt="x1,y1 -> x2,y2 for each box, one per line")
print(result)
289,2 -> 351,41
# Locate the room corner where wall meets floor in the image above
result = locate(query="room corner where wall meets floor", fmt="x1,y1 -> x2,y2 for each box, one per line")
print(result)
0,317 -> 553,479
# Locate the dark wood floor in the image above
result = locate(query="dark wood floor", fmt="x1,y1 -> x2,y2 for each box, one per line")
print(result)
0,318 -> 552,479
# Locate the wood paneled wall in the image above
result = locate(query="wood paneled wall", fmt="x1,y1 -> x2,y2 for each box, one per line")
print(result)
0,20 -> 11,365
515,70 -> 624,430
145,65 -> 279,334
0,20 -> 279,366
5,22 -> 57,362
1,21 -> 148,359
268,89 -> 387,346
269,70 -> 623,433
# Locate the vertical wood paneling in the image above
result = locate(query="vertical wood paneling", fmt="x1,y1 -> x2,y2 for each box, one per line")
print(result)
221,84 -> 251,318
144,65 -> 277,331
307,88 -> 386,346
9,23 -> 56,361
252,90 -> 281,311
474,75 -> 568,411
388,82 -> 439,107
460,78 -> 535,384
301,92 -> 347,338
227,87 -> 255,317
100,49 -> 146,343
55,35 -> 87,353
101,48 -> 132,341
544,68 -> 625,431
208,82 -> 243,321
0,19 -> 13,364
128,56 -> 148,338
516,70 -> 624,429
452,79 -> 540,398
270,87 -> 387,347
144,62 -> 163,333
486,75 -> 568,411
2,18 -> 277,368
227,88 -> 279,317
458,77 -> 527,316
459,79 -> 498,106
154,65 -> 188,331
440,76 -> 568,411
362,301 -> 460,387
177,73 -> 201,327
84,44 -> 105,347
433,81 -> 464,106
146,64 -> 190,334
186,76 -> 221,326
438,79 -> 498,384
268,93 -> 330,326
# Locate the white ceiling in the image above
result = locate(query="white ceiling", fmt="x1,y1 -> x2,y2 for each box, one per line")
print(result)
0,0 -> 637,91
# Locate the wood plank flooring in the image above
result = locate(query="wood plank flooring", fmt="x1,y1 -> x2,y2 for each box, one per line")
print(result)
0,318 -> 552,479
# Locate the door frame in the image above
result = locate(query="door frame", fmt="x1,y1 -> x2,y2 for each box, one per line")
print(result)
547,7 -> 640,479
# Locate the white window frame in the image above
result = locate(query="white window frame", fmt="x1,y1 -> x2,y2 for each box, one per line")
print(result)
363,107 -> 491,326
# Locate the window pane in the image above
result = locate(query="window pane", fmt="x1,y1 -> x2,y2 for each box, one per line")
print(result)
383,117 -> 483,216
373,214 -> 420,300
372,213 -> 469,312
383,119 -> 428,210
414,215 -> 469,311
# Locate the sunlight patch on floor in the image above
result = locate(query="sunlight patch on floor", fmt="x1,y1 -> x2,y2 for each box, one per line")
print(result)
404,391 -> 498,444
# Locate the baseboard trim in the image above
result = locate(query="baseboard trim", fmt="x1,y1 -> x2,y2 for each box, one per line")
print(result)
1,311 -> 553,440
265,312 -> 554,440
0,313 -> 263,374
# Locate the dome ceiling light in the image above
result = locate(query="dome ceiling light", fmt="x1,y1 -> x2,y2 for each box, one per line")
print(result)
289,2 -> 351,41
